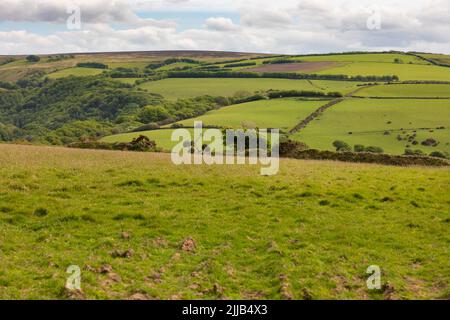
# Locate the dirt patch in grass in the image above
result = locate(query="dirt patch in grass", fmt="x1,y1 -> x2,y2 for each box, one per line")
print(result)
246,61 -> 341,73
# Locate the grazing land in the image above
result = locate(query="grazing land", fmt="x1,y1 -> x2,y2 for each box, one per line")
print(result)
291,99 -> 450,154
246,62 -> 340,73
355,84 -> 450,98
175,98 -> 325,131
138,78 -> 319,99
0,144 -> 448,300
47,67 -> 106,79
315,62 -> 450,81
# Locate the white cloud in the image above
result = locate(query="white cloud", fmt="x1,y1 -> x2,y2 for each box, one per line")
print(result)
0,0 -> 449,54
204,17 -> 239,31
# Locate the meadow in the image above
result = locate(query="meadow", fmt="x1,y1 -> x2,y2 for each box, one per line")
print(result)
175,98 -> 326,131
47,67 -> 106,79
0,144 -> 448,300
355,84 -> 450,98
291,99 -> 450,155
315,62 -> 450,81
138,78 -> 320,99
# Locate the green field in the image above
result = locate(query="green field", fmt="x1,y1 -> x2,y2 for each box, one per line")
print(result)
291,99 -> 450,155
47,67 -> 105,79
103,99 -> 325,148
176,98 -> 324,131
0,144 -> 448,300
356,84 -> 450,98
295,53 -> 429,64
316,62 -> 450,81
138,78 -> 319,99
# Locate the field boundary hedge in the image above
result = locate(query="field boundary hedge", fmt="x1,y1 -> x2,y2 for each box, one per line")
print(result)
289,98 -> 344,134
281,148 -> 449,167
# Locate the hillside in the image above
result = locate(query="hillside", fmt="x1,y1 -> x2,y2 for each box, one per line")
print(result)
0,144 -> 448,299
1,50 -> 449,159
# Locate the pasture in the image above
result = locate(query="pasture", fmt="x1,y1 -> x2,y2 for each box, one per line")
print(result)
0,144 -> 448,299
175,98 -> 324,131
292,98 -> 450,155
355,84 -> 450,98
315,62 -> 450,81
138,78 -> 319,99
47,67 -> 106,79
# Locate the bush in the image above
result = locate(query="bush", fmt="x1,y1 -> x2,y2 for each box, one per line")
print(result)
333,140 -> 351,152
429,151 -> 447,159
138,106 -> 170,123
364,146 -> 384,154
354,144 -> 365,153
132,123 -> 160,132
76,62 -> 108,69
26,55 -> 40,63
404,149 -> 424,156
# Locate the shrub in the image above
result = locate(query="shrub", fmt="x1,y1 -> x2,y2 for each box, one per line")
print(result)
138,106 -> 170,123
333,140 -> 351,152
76,62 -> 108,69
132,123 -> 160,132
26,55 -> 40,63
354,144 -> 365,153
171,123 -> 184,129
364,146 -> 384,154
404,149 -> 424,156
429,151 -> 447,159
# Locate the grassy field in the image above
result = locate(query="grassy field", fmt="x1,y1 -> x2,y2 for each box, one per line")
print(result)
102,99 -> 326,148
315,62 -> 450,81
294,53 -> 429,64
175,98 -> 325,131
47,67 -> 106,79
0,144 -> 448,300
138,78 -> 319,99
355,84 -> 450,98
291,99 -> 450,155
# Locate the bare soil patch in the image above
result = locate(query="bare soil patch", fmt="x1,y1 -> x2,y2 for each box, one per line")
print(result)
246,61 -> 340,73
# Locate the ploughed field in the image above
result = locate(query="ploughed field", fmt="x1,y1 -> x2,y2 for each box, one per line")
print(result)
0,144 -> 448,299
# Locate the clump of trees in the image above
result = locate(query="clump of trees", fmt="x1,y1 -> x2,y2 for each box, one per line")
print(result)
76,62 -> 108,69
332,141 -> 384,153
223,62 -> 257,68
166,70 -> 399,82
26,55 -> 40,63
268,90 -> 342,99
146,58 -> 200,70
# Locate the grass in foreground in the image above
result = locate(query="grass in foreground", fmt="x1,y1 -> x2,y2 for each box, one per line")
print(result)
0,144 -> 448,300
292,98 -> 450,155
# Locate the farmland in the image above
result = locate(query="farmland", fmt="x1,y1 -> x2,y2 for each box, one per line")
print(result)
355,84 -> 450,98
138,78 -> 363,100
175,98 -> 325,131
291,99 -> 450,155
0,144 -> 449,300
47,67 -> 106,79
314,62 -> 450,81
138,78 -> 319,99
1,50 -> 450,301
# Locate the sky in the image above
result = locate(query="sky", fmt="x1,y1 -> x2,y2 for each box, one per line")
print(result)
0,0 -> 449,55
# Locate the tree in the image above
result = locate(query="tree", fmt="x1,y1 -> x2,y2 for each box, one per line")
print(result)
333,140 -> 351,152
26,55 -> 40,63
138,106 -> 170,123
